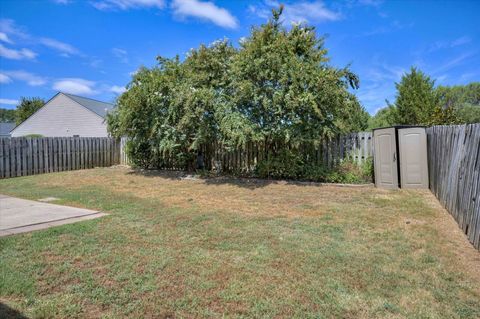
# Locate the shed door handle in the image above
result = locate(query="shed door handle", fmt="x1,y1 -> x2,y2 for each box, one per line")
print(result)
393,152 -> 396,162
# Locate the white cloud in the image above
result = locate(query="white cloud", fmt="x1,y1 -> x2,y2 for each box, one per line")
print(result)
52,0 -> 72,4
451,36 -> 471,47
250,1 -> 341,24
361,20 -> 414,37
425,36 -> 472,53
53,78 -> 98,95
0,19 -> 28,39
0,44 -> 37,60
92,0 -> 165,10
357,0 -> 383,6
432,51 -> 477,74
460,72 -> 478,82
110,85 -> 127,94
0,98 -> 19,106
0,19 -> 81,58
39,37 -> 81,56
0,73 -> 12,83
1,70 -> 47,86
0,32 -> 13,44
112,47 -> 128,63
436,74 -> 448,83
357,81 -> 395,114
172,0 -> 238,29
355,60 -> 407,113
89,58 -> 103,68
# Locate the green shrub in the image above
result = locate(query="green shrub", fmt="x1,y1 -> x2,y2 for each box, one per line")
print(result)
24,134 -> 43,138
256,149 -> 304,179
255,151 -> 373,184
322,158 -> 373,184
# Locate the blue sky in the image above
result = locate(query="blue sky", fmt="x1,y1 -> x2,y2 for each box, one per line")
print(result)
0,0 -> 479,114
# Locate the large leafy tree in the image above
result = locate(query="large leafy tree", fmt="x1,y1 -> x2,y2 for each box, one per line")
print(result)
109,7 -> 368,168
15,97 -> 45,125
109,40 -> 236,168
222,6 -> 365,147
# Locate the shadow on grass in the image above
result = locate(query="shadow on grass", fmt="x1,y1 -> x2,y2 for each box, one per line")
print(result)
0,303 -> 29,319
125,168 -> 373,190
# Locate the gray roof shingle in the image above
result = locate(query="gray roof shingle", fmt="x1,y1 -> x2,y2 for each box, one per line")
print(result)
63,93 -> 115,118
0,122 -> 15,136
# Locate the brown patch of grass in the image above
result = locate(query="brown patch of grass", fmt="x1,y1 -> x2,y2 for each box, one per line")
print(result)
0,167 -> 479,318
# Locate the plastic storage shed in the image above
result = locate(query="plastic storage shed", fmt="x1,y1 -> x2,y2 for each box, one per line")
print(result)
373,126 -> 429,189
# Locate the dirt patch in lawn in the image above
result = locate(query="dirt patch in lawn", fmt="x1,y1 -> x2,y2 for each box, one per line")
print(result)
47,167 -> 373,218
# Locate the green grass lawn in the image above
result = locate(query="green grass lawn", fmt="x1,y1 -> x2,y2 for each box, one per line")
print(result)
1,167 -> 479,318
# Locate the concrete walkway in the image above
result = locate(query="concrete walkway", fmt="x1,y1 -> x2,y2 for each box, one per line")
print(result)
0,194 -> 106,237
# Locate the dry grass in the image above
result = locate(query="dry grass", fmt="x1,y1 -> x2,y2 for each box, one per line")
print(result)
1,167 -> 479,318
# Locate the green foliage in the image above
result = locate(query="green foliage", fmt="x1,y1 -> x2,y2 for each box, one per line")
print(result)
256,149 -> 304,180
367,105 -> 397,130
109,7 -> 367,169
224,7 -> 366,145
0,108 -> 16,122
436,82 -> 480,124
24,134 -> 43,137
456,103 -> 480,123
371,68 -> 471,128
436,82 -> 480,107
15,97 -> 45,125
108,41 -> 236,169
394,67 -> 451,125
323,158 -> 373,184
255,148 -> 372,183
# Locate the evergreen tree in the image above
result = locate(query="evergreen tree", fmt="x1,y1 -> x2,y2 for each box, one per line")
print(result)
394,67 -> 457,125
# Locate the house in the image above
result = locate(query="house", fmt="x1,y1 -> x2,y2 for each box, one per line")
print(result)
10,92 -> 115,137
0,122 -> 15,137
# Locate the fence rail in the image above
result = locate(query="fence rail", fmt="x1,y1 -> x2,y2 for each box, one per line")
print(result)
120,132 -> 373,171
0,137 -> 120,179
427,124 -> 480,250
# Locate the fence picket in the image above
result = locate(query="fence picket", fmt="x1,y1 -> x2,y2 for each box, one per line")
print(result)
427,124 -> 480,250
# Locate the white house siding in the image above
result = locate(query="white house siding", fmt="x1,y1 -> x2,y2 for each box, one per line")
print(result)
11,94 -> 109,137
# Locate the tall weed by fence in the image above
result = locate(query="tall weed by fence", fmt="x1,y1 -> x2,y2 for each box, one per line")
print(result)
0,137 -> 120,179
427,124 -> 480,250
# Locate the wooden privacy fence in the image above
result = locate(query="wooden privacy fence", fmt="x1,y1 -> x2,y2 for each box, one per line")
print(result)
0,137 -> 120,179
427,124 -> 480,250
1,133 -> 372,178
120,132 -> 373,171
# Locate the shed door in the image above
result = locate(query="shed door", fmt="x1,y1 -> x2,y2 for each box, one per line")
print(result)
374,128 -> 398,189
398,128 -> 429,189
